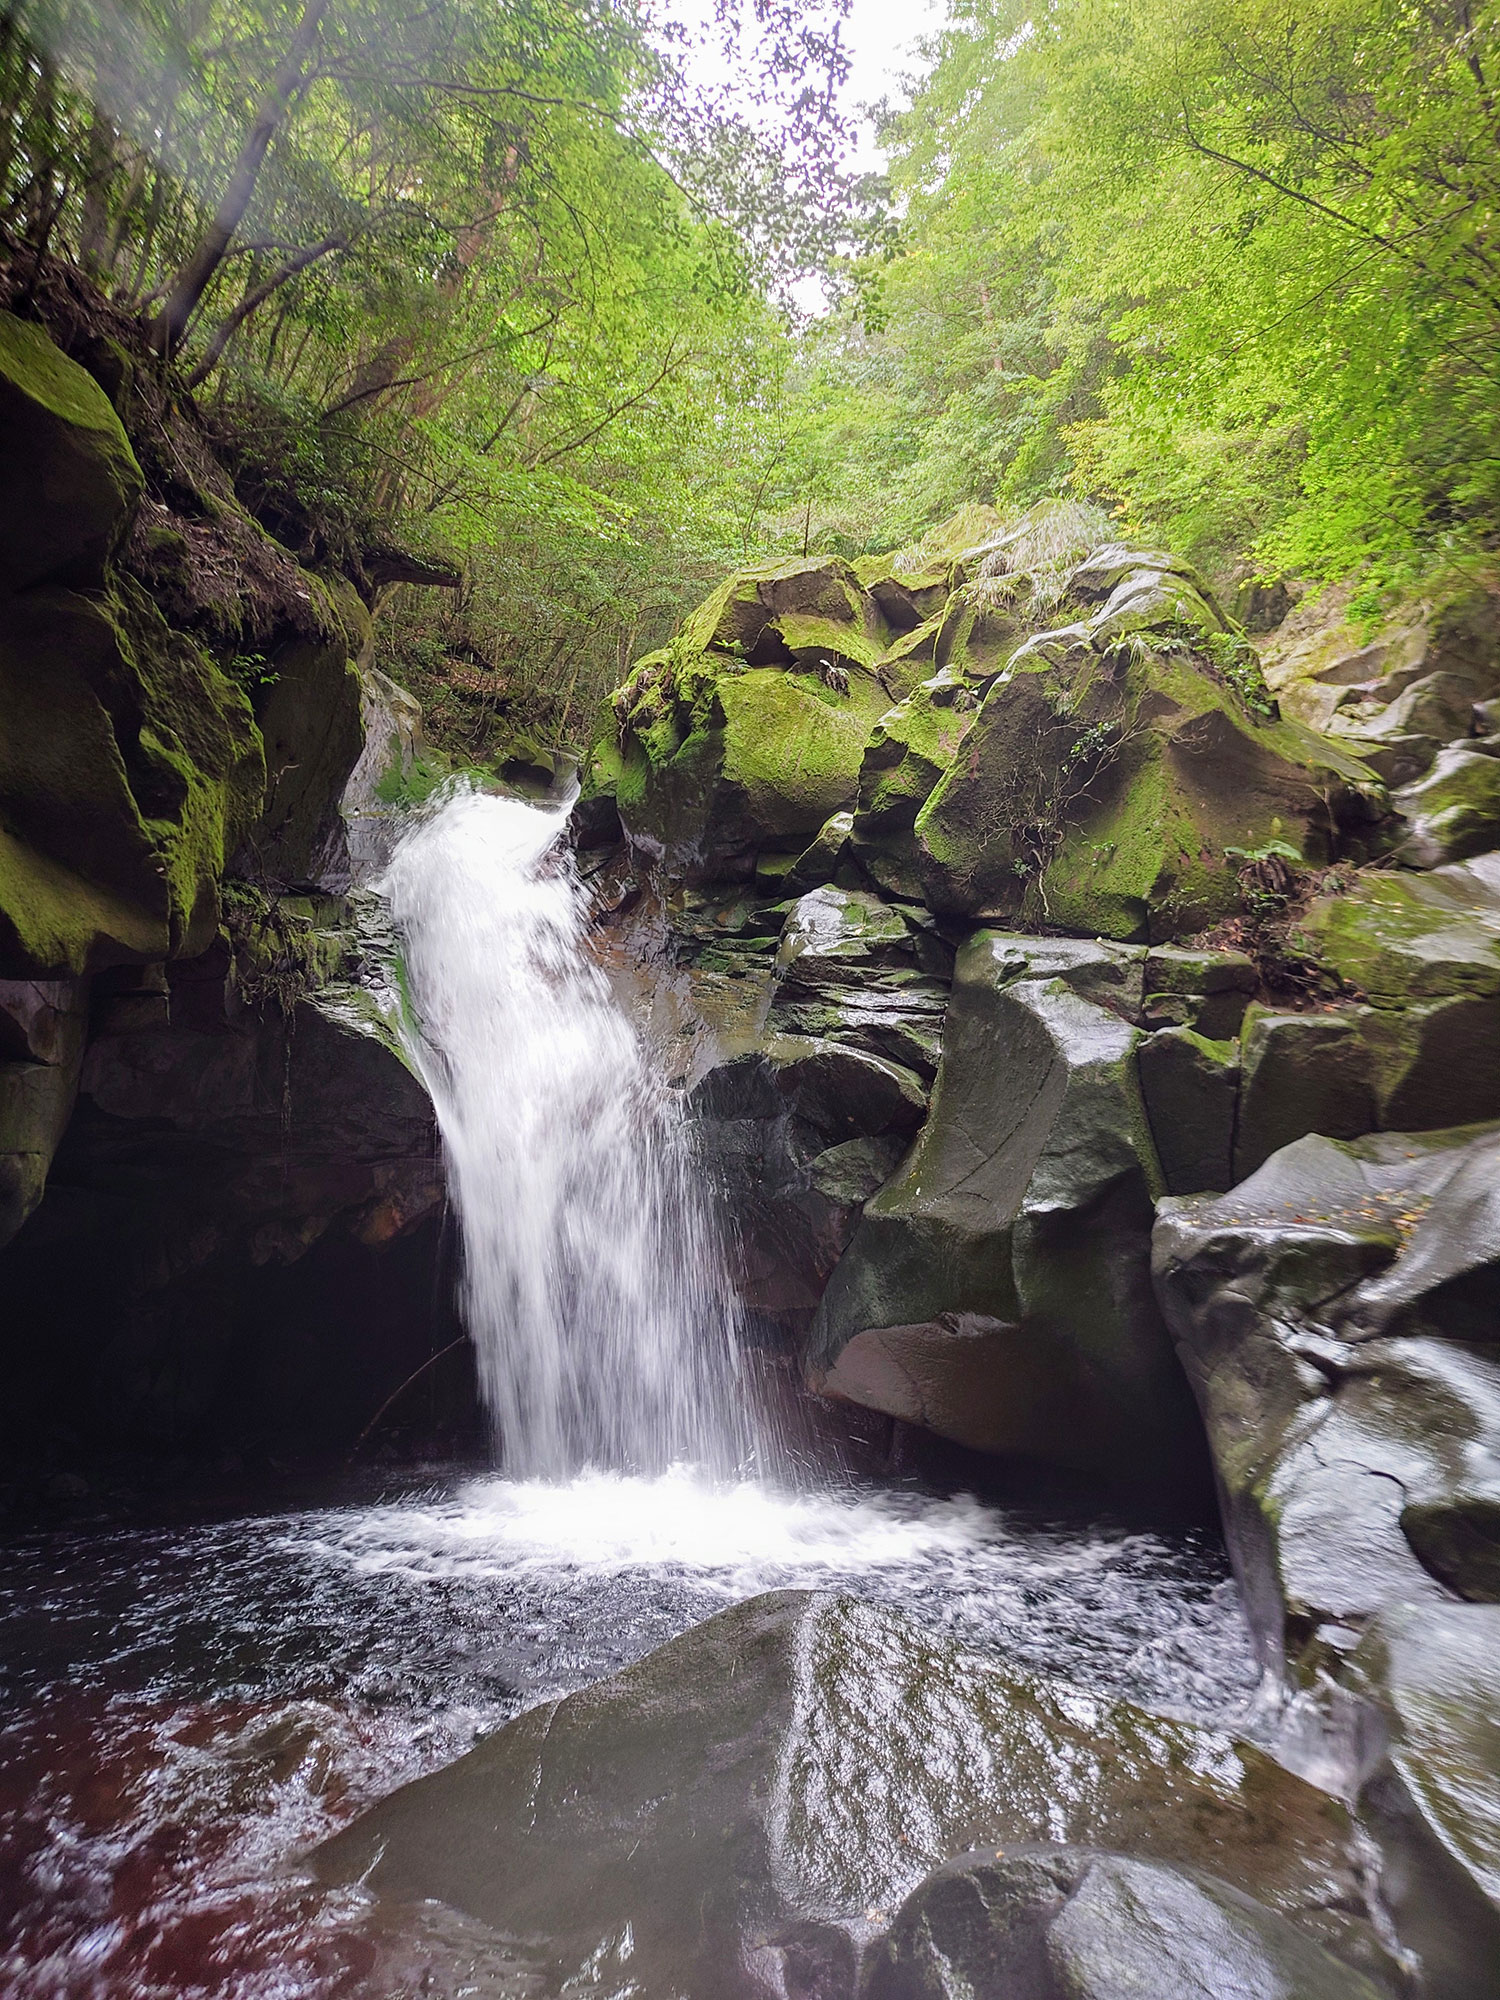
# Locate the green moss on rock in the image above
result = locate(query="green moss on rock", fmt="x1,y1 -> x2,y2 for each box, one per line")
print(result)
0,310 -> 143,594
0,584 -> 264,976
912,622 -> 1378,940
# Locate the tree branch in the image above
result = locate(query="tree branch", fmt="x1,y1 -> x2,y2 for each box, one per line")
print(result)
151,0 -> 331,356
185,232 -> 346,387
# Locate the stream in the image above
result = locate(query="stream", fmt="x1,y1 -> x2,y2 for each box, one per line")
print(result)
2,790 -> 1261,1996
0,1466 -> 1257,1997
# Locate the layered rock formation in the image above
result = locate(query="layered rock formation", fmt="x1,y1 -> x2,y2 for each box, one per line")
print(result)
0,309 -> 463,1469
581,522 -> 1500,1989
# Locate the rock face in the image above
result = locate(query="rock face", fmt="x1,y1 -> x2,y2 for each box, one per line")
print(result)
865,1846 -> 1384,2000
0,314 -> 270,980
315,1590 -> 1381,1999
0,975 -> 89,1246
1348,1603 -> 1500,1997
0,317 -> 455,1446
0,909 -> 453,1459
803,933 -> 1206,1496
1266,579 -> 1500,788
0,308 -> 143,593
594,533 -> 1382,940
1152,1122 -> 1500,1664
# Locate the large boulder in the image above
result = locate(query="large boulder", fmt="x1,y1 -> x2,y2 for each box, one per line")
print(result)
805,933 -> 1205,1495
594,556 -> 900,878
908,618 -> 1376,939
1152,1124 -> 1500,1669
0,581 -> 265,976
1392,744 -> 1500,867
1347,1603 -> 1500,2000
864,1846 -> 1384,2000
315,1590 -> 1381,1998
0,308 -> 143,593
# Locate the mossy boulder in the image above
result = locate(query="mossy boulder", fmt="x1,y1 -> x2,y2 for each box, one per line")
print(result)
1268,577 -> 1500,786
1297,855 -> 1500,1002
910,635 -> 1377,941
600,557 -> 902,875
0,582 -> 265,976
0,309 -> 143,595
849,672 -> 982,900
1392,744 -> 1500,867
239,573 -> 369,885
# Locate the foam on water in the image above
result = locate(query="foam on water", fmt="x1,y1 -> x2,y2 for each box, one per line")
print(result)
294,1467 -> 1256,1722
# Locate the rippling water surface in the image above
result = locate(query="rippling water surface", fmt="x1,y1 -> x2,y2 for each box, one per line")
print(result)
0,1466 -> 1257,1997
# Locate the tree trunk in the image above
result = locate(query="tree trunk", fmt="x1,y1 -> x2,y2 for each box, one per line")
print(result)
151,0 -> 331,357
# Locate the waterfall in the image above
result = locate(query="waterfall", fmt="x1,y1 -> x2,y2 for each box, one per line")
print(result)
381,784 -> 754,1480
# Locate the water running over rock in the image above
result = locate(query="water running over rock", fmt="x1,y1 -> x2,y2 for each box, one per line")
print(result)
381,785 -> 754,1479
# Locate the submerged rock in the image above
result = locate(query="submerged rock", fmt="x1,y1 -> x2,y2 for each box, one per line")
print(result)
314,1590 -> 1379,1998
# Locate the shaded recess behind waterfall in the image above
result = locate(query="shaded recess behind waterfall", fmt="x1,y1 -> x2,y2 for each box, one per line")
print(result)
381,787 -> 755,1478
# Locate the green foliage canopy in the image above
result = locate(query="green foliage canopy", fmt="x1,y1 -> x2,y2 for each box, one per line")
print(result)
785,0 -> 1500,585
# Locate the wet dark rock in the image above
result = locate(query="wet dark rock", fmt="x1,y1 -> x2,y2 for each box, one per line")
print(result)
1393,745 -> 1500,868
1348,1602 -> 1500,2000
807,936 -> 1204,1495
0,974 -> 89,1247
0,954 -> 454,1459
691,1032 -> 927,1327
863,1846 -> 1384,2000
1153,1124 -> 1500,1668
239,577 -> 369,887
315,1590 -> 1379,1999
1138,1027 -> 1239,1195
785,809 -> 857,894
770,887 -> 950,1077
1234,1010 -> 1381,1181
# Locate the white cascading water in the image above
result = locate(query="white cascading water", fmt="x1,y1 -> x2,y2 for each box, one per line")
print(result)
381,783 -> 755,1480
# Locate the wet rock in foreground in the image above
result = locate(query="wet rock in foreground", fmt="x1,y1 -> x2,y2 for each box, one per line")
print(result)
864,1846 -> 1384,2000
314,1590 -> 1384,1999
